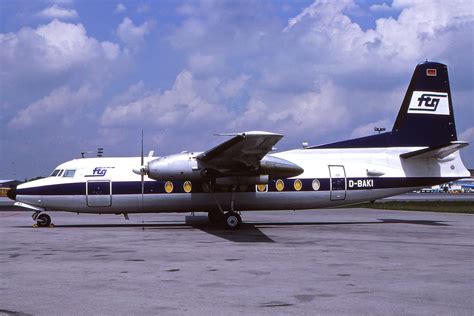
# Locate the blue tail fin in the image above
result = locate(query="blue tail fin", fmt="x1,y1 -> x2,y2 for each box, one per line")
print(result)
312,61 -> 458,149
392,61 -> 457,146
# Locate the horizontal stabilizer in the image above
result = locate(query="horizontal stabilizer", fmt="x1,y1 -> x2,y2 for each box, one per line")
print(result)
400,141 -> 468,159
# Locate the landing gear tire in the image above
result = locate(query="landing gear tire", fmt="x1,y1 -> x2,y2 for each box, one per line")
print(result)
224,211 -> 242,230
208,211 -> 224,224
36,213 -> 51,227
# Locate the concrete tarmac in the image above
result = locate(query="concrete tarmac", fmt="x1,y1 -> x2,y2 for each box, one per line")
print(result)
0,209 -> 473,315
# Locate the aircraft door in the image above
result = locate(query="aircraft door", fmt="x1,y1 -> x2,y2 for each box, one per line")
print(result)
87,181 -> 112,207
329,165 -> 346,201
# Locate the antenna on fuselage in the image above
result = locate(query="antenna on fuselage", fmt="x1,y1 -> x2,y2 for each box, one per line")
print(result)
81,150 -> 93,158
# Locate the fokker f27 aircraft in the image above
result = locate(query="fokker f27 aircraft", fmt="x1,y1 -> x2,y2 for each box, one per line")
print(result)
8,62 -> 470,229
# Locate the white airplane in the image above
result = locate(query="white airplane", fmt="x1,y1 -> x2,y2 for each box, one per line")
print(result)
8,62 -> 470,229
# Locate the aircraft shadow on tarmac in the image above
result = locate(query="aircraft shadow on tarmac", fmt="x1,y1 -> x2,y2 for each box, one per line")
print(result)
16,218 -> 450,243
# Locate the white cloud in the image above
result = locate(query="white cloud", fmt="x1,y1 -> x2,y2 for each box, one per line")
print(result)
283,0 -> 473,73
101,70 -> 231,129
48,0 -> 74,4
137,4 -> 150,14
350,119 -> 392,138
219,74 -> 251,99
1,19 -> 122,73
460,127 -> 474,142
9,84 -> 101,129
0,20 -> 125,100
188,53 -> 218,74
99,70 -> 238,149
285,0 -> 353,31
116,17 -> 153,49
115,3 -> 127,13
230,81 -> 350,139
37,4 -> 78,20
164,0 -> 473,148
369,3 -> 393,12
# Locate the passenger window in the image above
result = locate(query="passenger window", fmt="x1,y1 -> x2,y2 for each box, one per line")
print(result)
57,170 -> 64,177
63,170 -> 76,177
50,169 -> 60,177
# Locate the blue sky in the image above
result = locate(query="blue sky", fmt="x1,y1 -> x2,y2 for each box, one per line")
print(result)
1,0 -> 473,180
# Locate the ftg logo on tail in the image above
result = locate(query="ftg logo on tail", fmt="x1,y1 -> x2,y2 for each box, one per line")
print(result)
408,91 -> 449,115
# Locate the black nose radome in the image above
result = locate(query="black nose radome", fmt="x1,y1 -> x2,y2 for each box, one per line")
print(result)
7,186 -> 17,201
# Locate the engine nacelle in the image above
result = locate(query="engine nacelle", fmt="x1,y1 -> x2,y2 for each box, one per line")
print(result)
147,153 -> 201,181
259,156 -> 304,178
146,153 -> 303,181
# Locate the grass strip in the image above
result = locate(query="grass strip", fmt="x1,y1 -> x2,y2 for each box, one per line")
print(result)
357,201 -> 474,214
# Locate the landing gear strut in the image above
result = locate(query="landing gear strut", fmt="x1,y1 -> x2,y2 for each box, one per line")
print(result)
208,211 -> 224,224
32,212 -> 52,227
208,184 -> 243,229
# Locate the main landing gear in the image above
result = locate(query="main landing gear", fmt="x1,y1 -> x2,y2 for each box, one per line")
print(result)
32,211 -> 53,227
208,211 -> 242,230
208,184 -> 243,229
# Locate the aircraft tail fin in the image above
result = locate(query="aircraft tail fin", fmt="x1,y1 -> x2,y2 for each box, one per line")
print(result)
311,61 -> 462,149
391,61 -> 457,147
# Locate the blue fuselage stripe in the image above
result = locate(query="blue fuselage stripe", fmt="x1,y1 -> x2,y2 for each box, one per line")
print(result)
16,177 -> 459,196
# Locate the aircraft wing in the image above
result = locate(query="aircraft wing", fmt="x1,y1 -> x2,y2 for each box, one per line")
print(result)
197,131 -> 283,170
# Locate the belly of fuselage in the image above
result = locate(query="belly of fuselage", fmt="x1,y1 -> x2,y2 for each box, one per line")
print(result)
28,186 -> 414,214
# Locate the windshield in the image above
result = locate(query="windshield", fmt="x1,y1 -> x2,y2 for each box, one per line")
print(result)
63,170 -> 76,177
50,169 -> 61,177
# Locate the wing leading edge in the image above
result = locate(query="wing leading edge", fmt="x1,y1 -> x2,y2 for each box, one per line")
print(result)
198,131 -> 283,168
197,131 -> 303,179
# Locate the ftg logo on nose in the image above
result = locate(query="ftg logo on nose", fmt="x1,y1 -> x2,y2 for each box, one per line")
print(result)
92,167 -> 107,176
85,167 -> 111,177
408,91 -> 449,115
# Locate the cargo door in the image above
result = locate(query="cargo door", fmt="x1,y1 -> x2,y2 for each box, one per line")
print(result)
87,181 -> 112,207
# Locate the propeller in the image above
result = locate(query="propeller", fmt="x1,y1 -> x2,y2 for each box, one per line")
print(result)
132,130 -> 147,210
141,129 -> 144,210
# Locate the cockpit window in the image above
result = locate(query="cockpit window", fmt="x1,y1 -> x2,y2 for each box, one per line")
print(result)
57,170 -> 64,177
50,169 -> 61,177
63,170 -> 76,177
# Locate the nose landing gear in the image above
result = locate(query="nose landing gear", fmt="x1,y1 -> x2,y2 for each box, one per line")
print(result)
32,212 -> 53,228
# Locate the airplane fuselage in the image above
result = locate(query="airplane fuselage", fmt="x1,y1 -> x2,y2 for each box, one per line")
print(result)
14,146 -> 468,215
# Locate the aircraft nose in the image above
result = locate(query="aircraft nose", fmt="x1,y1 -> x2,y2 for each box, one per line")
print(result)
7,186 -> 17,201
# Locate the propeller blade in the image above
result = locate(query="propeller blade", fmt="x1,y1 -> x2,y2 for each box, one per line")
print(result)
141,129 -> 144,166
141,174 -> 144,210
141,129 -> 144,211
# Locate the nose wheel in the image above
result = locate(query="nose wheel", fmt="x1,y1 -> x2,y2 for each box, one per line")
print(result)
32,212 -> 52,228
